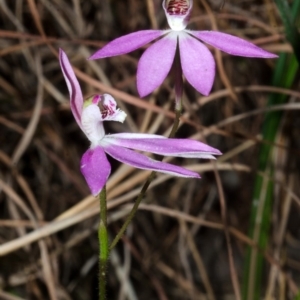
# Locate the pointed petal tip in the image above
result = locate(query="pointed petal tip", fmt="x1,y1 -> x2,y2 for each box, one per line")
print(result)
88,52 -> 103,60
190,31 -> 278,59
201,88 -> 211,97
207,148 -> 222,157
192,172 -> 201,179
244,50 -> 278,59
264,53 -> 278,59
212,148 -> 222,155
59,48 -> 66,62
91,187 -> 102,197
183,170 -> 201,179
137,82 -> 155,98
137,88 -> 150,98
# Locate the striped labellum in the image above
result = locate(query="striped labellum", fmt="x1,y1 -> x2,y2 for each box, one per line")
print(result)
163,0 -> 193,30
166,0 -> 190,15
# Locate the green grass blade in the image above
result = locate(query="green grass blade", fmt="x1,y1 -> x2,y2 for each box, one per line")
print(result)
274,0 -> 300,64
242,1 -> 300,299
294,292 -> 300,300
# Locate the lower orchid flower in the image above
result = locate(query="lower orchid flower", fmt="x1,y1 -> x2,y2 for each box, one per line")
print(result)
59,49 -> 221,196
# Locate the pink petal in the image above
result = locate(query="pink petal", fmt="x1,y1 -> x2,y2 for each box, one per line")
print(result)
80,146 -> 111,196
99,94 -> 127,122
104,144 -> 200,178
83,94 -> 126,124
190,31 -> 278,58
179,32 -> 215,96
103,133 -> 221,159
137,32 -> 177,97
89,30 -> 166,60
59,49 -> 83,129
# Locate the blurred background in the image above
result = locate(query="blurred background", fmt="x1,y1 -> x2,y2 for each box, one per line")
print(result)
0,0 -> 299,299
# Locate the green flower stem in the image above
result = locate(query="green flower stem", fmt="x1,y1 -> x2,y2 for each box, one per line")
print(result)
99,186 -> 108,300
169,108 -> 181,138
110,108 -> 182,250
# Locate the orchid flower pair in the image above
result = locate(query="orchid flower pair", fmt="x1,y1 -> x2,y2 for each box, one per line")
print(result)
60,0 -> 278,196
89,0 -> 277,98
59,49 -> 221,196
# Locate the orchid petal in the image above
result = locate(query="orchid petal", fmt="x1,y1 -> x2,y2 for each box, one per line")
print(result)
80,146 -> 111,196
189,31 -> 278,58
84,94 -> 126,122
104,144 -> 200,178
89,30 -> 166,60
103,133 -> 221,159
179,32 -> 215,96
99,94 -> 127,122
59,49 -> 83,128
81,104 -> 105,145
137,32 -> 177,97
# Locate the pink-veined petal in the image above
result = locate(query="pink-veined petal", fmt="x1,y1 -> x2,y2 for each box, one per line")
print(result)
189,31 -> 278,58
83,94 -> 126,122
104,144 -> 200,178
179,32 -> 215,96
89,30 -> 166,60
137,32 -> 177,97
80,146 -> 111,196
99,94 -> 127,122
59,49 -> 83,129
102,133 -> 221,159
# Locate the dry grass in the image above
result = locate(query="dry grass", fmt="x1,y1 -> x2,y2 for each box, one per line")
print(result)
0,0 -> 299,299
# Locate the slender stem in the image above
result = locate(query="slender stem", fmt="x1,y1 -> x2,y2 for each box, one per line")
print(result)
169,109 -> 181,138
100,186 -> 107,226
110,50 -> 184,251
110,108 -> 182,250
110,172 -> 155,250
99,186 -> 108,300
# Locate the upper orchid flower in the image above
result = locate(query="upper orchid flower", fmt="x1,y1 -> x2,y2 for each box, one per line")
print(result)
59,49 -> 221,196
89,0 -> 277,98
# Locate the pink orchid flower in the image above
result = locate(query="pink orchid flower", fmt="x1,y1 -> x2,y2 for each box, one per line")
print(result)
59,49 -> 221,196
89,0 -> 277,98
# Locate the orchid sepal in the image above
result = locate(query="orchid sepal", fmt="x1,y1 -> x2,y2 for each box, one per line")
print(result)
102,133 -> 221,158
88,30 -> 167,60
59,49 -> 83,129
